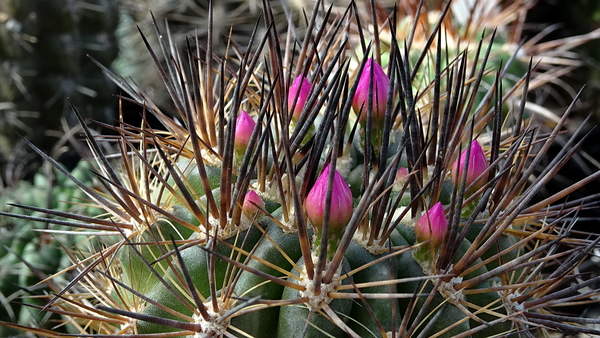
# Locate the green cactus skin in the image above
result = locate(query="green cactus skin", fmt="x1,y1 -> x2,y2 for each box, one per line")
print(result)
136,225 -> 266,335
344,238 -> 399,336
3,1 -> 600,338
276,258 -> 353,338
231,217 -> 303,337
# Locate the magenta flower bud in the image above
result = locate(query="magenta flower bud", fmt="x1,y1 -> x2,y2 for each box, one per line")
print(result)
452,140 -> 488,191
234,110 -> 256,154
305,164 -> 353,235
352,58 -> 390,121
288,75 -> 312,121
242,190 -> 264,219
396,167 -> 409,183
414,202 -> 447,248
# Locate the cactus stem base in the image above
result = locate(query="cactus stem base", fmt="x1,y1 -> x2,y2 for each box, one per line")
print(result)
438,275 -> 465,303
191,298 -> 230,337
299,260 -> 342,310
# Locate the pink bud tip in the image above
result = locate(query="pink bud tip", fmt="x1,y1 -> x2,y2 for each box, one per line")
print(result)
234,111 -> 256,154
243,190 -> 264,218
396,167 -> 409,183
415,202 -> 448,248
451,140 -> 488,191
352,58 -> 390,121
288,75 -> 312,121
305,164 -> 353,234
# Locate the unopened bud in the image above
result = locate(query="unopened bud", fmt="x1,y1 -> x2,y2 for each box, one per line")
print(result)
352,58 -> 390,121
288,75 -> 312,121
452,140 -> 488,192
306,164 -> 353,235
234,111 -> 256,155
242,190 -> 264,220
396,167 -> 409,184
414,202 -> 447,248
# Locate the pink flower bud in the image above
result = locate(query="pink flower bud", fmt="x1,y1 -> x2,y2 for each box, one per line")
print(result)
451,140 -> 488,191
305,164 -> 353,234
234,111 -> 256,154
396,167 -> 409,183
242,190 -> 264,219
414,202 -> 447,248
288,75 -> 312,121
352,58 -> 390,121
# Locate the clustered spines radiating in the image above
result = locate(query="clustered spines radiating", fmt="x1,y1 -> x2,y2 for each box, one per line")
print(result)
2,0 -> 600,337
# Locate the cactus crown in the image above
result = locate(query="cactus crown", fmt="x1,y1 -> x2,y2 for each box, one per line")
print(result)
2,1 -> 600,338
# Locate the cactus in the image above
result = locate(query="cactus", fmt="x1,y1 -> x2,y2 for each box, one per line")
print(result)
0,159 -> 101,337
3,0 -> 600,337
114,0 -> 288,110
0,0 -> 120,179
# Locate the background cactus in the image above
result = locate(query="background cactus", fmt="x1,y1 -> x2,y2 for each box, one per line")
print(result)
114,0 -> 285,110
2,0 -> 600,337
0,158 -> 100,337
0,0 -> 120,182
